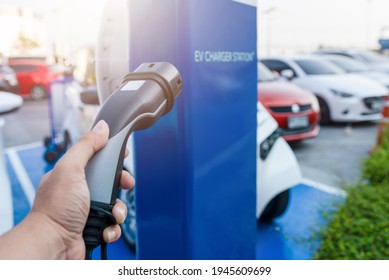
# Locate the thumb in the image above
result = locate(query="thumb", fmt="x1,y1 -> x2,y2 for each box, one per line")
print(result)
59,120 -> 110,169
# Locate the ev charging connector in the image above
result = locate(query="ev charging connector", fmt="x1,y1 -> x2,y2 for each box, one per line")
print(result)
82,62 -> 182,259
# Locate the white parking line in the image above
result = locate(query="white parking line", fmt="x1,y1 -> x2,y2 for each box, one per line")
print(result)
0,160 -> 14,234
5,141 -> 42,153
1,117 -> 14,234
6,149 -> 36,207
301,177 -> 347,197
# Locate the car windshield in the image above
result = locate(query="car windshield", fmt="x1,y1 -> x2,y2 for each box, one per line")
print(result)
258,62 -> 275,82
327,57 -> 368,73
294,59 -> 344,75
355,51 -> 389,64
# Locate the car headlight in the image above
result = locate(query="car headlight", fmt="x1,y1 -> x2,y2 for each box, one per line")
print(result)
311,96 -> 320,112
330,89 -> 354,98
260,129 -> 281,160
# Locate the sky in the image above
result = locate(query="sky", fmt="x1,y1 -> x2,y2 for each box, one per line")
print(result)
258,0 -> 389,55
1,0 -> 389,58
0,0 -> 108,57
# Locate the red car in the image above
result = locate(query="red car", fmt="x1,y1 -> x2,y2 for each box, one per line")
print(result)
9,59 -> 62,100
258,62 -> 320,142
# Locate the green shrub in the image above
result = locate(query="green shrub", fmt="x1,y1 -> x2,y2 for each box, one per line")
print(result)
315,124 -> 389,260
381,122 -> 389,145
363,146 -> 389,184
314,183 -> 389,259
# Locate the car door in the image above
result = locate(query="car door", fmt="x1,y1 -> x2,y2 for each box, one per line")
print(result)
10,64 -> 37,94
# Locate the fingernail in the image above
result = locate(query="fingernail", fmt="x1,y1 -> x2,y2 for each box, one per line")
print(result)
128,176 -> 135,187
118,207 -> 126,224
92,120 -> 107,133
108,230 -> 116,242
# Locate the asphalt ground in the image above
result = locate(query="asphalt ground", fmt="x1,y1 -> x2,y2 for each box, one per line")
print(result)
291,122 -> 378,188
1,99 -> 50,149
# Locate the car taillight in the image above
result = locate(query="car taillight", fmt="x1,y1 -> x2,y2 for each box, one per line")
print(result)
382,95 -> 389,117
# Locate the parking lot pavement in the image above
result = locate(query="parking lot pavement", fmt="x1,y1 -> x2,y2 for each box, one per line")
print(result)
290,122 -> 378,189
257,183 -> 344,260
1,99 -> 50,149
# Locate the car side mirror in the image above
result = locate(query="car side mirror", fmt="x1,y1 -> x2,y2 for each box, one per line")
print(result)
280,69 -> 295,80
80,87 -> 100,105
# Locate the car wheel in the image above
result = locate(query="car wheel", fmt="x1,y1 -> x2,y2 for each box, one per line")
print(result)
259,189 -> 290,221
119,187 -> 137,251
44,150 -> 60,164
30,85 -> 47,100
317,96 -> 331,125
43,136 -> 51,148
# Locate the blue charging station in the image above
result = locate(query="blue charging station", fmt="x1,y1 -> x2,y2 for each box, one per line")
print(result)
130,0 -> 257,259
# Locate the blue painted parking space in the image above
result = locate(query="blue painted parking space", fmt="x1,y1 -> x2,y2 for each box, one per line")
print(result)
257,184 -> 342,260
2,144 -> 344,260
4,155 -> 30,226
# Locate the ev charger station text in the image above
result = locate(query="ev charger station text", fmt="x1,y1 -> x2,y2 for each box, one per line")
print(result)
194,50 -> 255,63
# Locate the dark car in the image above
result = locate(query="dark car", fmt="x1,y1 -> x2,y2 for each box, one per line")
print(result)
0,65 -> 19,94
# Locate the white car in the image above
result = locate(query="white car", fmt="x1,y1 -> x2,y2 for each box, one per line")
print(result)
314,49 -> 389,75
0,91 -> 23,114
316,54 -> 389,90
256,102 -> 302,219
261,55 -> 388,124
0,118 -> 13,235
0,92 -> 23,235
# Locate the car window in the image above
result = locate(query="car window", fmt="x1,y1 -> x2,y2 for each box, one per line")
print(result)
261,60 -> 295,76
10,64 -> 38,72
318,51 -> 354,59
327,57 -> 368,73
355,51 -> 389,63
258,62 -> 275,82
294,59 -> 344,75
332,53 -> 354,59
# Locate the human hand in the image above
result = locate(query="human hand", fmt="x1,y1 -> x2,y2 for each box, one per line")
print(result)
30,120 -> 134,259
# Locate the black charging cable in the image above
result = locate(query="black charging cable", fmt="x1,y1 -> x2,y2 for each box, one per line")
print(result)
83,204 -> 116,260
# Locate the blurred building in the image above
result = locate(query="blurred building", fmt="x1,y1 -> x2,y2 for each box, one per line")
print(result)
71,46 -> 96,86
0,6 -> 48,59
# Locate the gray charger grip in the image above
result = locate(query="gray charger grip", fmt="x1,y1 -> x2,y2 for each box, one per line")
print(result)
85,62 -> 182,205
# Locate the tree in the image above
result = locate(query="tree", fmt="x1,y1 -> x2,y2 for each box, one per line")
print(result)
13,31 -> 40,54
